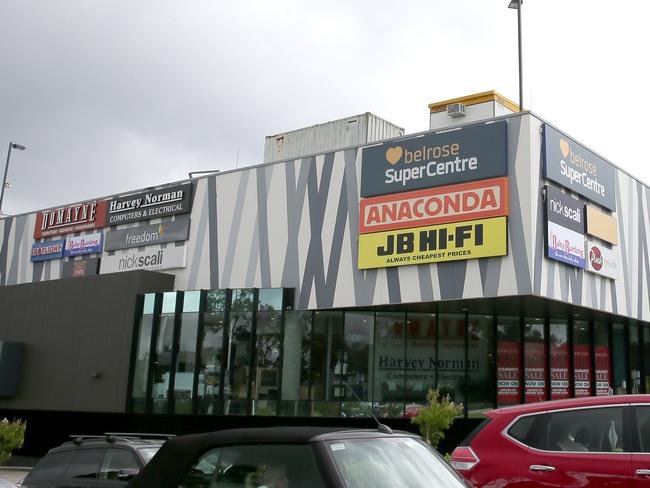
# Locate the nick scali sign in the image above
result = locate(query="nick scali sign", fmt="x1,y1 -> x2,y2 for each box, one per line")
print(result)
360,121 -> 507,198
106,183 -> 192,225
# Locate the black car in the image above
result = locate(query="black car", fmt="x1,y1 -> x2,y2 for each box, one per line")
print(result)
127,426 -> 468,488
19,433 -> 169,487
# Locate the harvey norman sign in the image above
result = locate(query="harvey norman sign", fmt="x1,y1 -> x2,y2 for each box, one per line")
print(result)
104,215 -> 190,251
360,121 -> 507,198
105,183 -> 192,225
544,125 -> 616,211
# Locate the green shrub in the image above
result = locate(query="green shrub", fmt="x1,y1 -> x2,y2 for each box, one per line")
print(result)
0,418 -> 26,464
410,389 -> 462,448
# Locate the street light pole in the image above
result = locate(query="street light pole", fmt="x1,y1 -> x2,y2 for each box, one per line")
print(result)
0,142 -> 26,216
508,0 -> 524,112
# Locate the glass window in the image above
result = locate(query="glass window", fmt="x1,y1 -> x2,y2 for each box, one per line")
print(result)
224,289 -> 255,415
524,319 -> 547,403
612,323 -> 627,394
198,290 -> 226,415
437,314 -> 466,406
497,317 -> 521,407
311,311 -> 343,416
374,312 -> 406,418
178,444 -> 325,488
405,313 -> 436,408
643,326 -> 650,394
252,299 -> 283,416
573,320 -> 592,397
507,414 -> 547,450
279,311 -> 312,416
99,449 -> 140,480
341,312 -> 373,417
132,294 -> 155,413
634,406 -> 650,452
547,407 -> 623,452
152,292 -> 177,413
173,291 -> 200,414
550,320 -> 570,400
594,322 -> 612,396
258,288 -> 283,311
65,448 -> 104,479
467,315 -> 495,415
27,451 -> 76,480
630,324 -> 642,394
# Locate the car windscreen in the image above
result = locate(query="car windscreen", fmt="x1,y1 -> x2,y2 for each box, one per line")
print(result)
325,437 -> 467,488
137,446 -> 161,464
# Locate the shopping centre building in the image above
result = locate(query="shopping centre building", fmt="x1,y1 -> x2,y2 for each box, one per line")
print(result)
1,91 -> 649,452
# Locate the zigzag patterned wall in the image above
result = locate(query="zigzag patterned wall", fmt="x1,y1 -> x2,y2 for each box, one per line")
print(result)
1,113 -> 648,320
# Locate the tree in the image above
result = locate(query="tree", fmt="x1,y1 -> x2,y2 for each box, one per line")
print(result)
410,389 -> 462,449
0,418 -> 26,464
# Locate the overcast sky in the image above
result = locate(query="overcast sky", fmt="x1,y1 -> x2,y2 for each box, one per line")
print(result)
1,1 -> 649,216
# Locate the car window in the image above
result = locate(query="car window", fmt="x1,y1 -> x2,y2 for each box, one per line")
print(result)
634,406 -> 650,452
326,437 -> 466,488
546,407 -> 623,452
508,413 -> 548,449
99,448 -> 140,480
25,450 -> 76,480
178,444 -> 325,488
137,446 -> 161,463
64,448 -> 105,479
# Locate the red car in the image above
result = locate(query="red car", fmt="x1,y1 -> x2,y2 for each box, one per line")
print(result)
450,395 -> 650,487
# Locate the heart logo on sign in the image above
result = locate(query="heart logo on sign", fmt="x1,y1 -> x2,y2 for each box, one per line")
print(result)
385,147 -> 403,165
559,138 -> 570,158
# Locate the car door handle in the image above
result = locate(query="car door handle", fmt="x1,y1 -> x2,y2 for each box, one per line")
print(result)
530,464 -> 556,472
636,469 -> 650,476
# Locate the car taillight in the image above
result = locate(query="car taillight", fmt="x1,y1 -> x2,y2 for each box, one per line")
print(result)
450,446 -> 479,471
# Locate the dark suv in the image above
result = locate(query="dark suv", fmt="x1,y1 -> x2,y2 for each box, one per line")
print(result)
19,433 -> 170,488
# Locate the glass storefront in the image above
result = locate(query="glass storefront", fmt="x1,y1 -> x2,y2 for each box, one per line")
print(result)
130,289 -> 650,418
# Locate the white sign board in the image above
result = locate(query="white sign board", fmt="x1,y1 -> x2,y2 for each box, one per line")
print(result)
100,246 -> 187,274
585,240 -> 619,279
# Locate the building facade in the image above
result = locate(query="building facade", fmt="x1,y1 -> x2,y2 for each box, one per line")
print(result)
1,93 -> 649,452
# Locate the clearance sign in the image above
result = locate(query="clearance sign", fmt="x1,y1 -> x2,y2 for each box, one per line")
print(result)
359,177 -> 508,234
358,217 -> 507,269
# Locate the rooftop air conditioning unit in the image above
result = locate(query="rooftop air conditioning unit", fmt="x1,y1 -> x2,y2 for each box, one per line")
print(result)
447,102 -> 466,118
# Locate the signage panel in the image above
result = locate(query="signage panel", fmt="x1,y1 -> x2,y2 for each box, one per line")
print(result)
545,185 -> 584,234
100,246 -> 187,273
34,200 -> 108,238
360,121 -> 507,198
543,124 -> 616,210
586,205 -> 618,245
31,239 -> 66,262
104,215 -> 190,251
360,177 -> 509,234
62,257 -> 100,278
63,232 -> 103,257
586,240 -> 619,279
546,221 -> 585,268
357,216 -> 507,270
105,183 -> 192,225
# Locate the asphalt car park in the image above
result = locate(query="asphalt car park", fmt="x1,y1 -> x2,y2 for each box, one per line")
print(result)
127,425 -> 469,488
450,394 -> 650,487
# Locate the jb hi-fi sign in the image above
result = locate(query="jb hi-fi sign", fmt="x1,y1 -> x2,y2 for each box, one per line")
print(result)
34,201 -> 108,238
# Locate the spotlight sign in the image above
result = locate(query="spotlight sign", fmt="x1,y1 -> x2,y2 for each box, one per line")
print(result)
360,121 -> 507,198
357,216 -> 507,269
543,124 -> 616,211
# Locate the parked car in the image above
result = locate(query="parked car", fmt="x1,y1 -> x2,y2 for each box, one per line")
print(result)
127,425 -> 469,488
19,433 -> 169,488
450,394 -> 650,487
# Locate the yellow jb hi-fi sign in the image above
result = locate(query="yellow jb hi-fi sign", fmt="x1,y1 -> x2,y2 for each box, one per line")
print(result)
358,216 -> 507,269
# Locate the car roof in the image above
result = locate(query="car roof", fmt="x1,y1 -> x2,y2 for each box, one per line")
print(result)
127,426 -> 417,488
483,394 -> 650,419
49,434 -> 167,453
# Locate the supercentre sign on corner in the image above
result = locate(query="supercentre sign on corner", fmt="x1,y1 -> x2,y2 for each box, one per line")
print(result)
360,120 -> 507,198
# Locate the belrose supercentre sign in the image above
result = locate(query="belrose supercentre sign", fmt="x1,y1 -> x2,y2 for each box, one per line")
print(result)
105,183 -> 192,225
360,121 -> 507,198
